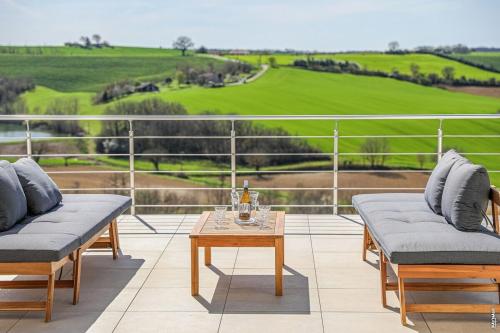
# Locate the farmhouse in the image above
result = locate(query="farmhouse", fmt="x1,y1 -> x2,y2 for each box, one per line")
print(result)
135,82 -> 159,93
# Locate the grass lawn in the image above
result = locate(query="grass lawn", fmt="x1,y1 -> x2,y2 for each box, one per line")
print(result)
453,52 -> 500,72
228,53 -> 500,81
0,47 -> 222,92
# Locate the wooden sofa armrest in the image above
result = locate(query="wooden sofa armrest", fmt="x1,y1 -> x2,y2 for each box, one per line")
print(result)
490,186 -> 499,234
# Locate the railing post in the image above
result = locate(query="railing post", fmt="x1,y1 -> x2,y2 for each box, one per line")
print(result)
129,120 -> 136,215
437,119 -> 443,161
25,120 -> 32,159
333,123 -> 339,215
231,120 -> 236,191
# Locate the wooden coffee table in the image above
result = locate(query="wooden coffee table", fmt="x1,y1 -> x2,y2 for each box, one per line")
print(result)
190,211 -> 285,296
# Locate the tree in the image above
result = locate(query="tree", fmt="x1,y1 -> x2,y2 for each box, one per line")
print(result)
388,41 -> 400,52
79,36 -> 91,48
360,138 -> 391,168
441,66 -> 455,82
175,71 -> 186,85
196,45 -> 207,54
410,63 -> 420,79
92,34 -> 102,46
268,56 -> 278,68
143,148 -> 169,171
172,36 -> 194,56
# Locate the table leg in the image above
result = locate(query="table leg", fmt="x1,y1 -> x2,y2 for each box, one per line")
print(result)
205,247 -> 212,266
191,238 -> 199,296
275,237 -> 284,296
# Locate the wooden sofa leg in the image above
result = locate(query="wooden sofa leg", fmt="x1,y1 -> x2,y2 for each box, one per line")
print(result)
380,252 -> 387,307
45,273 -> 55,322
362,224 -> 368,261
398,276 -> 407,325
109,220 -> 118,260
72,249 -> 82,305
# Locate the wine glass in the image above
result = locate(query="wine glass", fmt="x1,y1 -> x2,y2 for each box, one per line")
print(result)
257,205 -> 271,230
214,206 -> 227,229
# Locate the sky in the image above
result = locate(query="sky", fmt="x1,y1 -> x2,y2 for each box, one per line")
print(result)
0,0 -> 499,51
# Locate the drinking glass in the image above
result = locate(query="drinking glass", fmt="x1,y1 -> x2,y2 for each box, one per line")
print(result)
257,205 -> 271,230
214,206 -> 227,229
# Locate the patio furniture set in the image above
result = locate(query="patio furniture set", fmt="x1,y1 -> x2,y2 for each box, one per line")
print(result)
0,150 -> 498,326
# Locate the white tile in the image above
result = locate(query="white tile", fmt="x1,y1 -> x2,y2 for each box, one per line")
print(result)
220,312 -> 323,333
114,312 -> 221,333
322,312 -> 429,333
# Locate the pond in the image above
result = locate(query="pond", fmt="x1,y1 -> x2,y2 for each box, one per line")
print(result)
0,130 -> 54,143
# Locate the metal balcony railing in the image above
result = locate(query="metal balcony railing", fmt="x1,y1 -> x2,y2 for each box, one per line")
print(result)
0,114 -> 499,215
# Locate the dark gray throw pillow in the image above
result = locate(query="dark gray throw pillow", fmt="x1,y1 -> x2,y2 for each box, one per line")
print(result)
0,161 -> 28,231
441,161 -> 490,231
424,149 -> 465,214
13,158 -> 62,215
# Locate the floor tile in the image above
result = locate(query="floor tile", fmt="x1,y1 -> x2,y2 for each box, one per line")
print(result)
322,312 -> 429,333
231,268 -> 317,289
128,287 -> 227,312
319,288 -> 400,313
156,248 -> 237,269
225,288 -> 320,313
144,267 -> 231,289
423,313 -> 497,333
53,287 -> 139,312
219,312 -> 323,333
114,312 -> 221,333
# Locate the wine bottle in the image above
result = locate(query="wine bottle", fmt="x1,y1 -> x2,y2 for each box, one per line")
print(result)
239,180 -> 251,220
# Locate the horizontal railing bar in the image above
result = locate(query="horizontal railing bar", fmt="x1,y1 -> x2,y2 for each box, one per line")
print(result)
134,136 -> 231,139
236,153 -> 334,156
0,154 -> 27,157
236,170 -> 334,173
339,135 -> 437,138
235,135 -> 333,139
60,188 -> 131,191
339,170 -> 432,173
135,170 -> 231,174
444,135 -> 500,138
134,187 -> 335,191
135,204 -> 334,207
135,153 -> 231,157
339,187 -> 424,190
46,170 -> 129,174
31,136 -> 129,140
1,114 -> 499,121
31,153 -> 129,157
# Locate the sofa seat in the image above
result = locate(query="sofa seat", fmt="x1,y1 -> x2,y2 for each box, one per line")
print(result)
0,194 -> 131,263
353,193 -> 500,265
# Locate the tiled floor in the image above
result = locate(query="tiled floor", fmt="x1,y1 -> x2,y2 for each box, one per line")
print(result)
0,214 -> 497,332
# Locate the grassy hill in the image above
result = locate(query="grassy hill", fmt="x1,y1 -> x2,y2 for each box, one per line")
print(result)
23,67 -> 500,174
0,46 -> 221,92
453,52 -> 500,72
228,53 -> 500,81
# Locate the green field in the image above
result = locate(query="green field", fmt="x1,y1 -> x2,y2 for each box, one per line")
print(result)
0,47 -> 221,92
229,53 -> 500,80
453,52 -> 500,72
22,67 -> 500,175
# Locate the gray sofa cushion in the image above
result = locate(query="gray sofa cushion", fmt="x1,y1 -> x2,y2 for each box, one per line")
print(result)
441,161 -> 491,231
353,193 -> 500,264
424,150 -> 464,214
13,158 -> 62,215
0,161 -> 27,231
0,194 -> 132,262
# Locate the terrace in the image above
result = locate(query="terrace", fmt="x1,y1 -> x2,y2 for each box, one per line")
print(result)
0,114 -> 499,333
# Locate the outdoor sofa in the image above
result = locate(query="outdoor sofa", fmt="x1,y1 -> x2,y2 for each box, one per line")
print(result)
353,150 -> 500,325
0,158 -> 131,321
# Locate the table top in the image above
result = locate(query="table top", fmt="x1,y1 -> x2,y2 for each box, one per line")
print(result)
190,211 -> 285,238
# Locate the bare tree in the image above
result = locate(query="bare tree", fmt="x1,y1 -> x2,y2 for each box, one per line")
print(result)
92,34 -> 102,46
172,36 -> 194,56
388,41 -> 400,52
360,138 -> 391,168
410,63 -> 420,79
32,142 -> 49,163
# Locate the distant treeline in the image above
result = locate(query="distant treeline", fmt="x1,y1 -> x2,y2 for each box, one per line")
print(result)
0,76 -> 34,115
293,58 -> 500,87
96,99 -> 326,170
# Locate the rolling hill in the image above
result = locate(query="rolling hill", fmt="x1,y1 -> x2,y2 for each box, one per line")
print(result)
453,52 -> 500,72
228,53 -> 500,81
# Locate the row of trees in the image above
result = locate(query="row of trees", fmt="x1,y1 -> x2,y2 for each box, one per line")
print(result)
0,76 -> 34,115
293,58 -> 500,87
65,34 -> 111,49
174,61 -> 253,87
387,41 -> 471,54
96,99 -> 326,170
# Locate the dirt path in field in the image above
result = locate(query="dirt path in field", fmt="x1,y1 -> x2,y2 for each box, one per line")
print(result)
442,85 -> 500,99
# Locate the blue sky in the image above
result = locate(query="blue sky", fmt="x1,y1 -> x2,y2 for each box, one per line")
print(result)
0,0 -> 499,51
